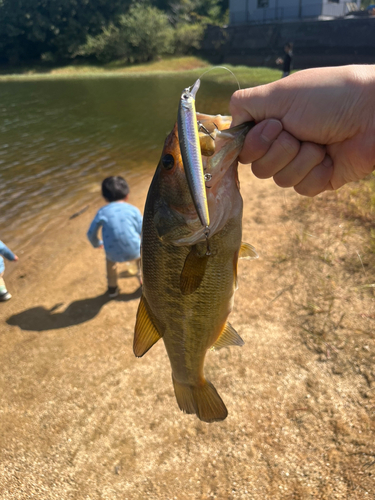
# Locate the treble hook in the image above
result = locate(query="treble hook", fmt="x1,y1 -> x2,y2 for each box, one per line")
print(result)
204,226 -> 211,256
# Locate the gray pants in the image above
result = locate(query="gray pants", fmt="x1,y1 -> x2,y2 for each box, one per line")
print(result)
106,258 -> 141,288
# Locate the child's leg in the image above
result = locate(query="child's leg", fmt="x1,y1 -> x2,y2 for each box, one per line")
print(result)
0,272 -> 11,301
0,273 -> 6,294
136,258 -> 142,285
106,259 -> 118,290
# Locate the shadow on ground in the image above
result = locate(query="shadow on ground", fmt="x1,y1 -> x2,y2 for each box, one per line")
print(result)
6,288 -> 142,331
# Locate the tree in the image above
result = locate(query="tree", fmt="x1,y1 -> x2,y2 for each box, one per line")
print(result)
79,4 -> 174,64
0,0 -> 131,63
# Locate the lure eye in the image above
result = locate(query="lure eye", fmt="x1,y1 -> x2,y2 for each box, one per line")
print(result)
161,154 -> 174,170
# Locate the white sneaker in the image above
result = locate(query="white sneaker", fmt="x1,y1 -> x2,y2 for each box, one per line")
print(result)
0,291 -> 12,302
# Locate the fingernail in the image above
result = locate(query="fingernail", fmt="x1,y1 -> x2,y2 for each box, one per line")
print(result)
322,155 -> 333,167
260,119 -> 282,142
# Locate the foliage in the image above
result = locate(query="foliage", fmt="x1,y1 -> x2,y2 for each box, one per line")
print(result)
120,4 -> 174,62
173,23 -> 205,54
0,0 -> 228,65
361,0 -> 375,8
77,25 -> 130,64
0,0 -> 131,63
166,0 -> 228,25
79,5 -> 174,63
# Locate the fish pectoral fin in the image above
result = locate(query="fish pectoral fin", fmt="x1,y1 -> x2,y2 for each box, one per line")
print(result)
180,247 -> 209,295
172,376 -> 228,423
211,322 -> 244,350
239,242 -> 259,260
133,295 -> 162,357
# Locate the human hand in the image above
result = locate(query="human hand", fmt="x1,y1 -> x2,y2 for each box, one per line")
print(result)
230,65 -> 375,196
13,255 -> 19,261
98,244 -> 104,249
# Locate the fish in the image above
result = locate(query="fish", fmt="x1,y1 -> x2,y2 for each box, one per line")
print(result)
133,113 -> 257,423
177,79 -> 210,230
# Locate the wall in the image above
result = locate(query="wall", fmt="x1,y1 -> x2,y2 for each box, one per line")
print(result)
201,17 -> 375,69
229,0 -> 356,24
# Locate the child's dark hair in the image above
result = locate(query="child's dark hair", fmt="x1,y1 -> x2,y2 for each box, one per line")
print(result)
102,176 -> 129,202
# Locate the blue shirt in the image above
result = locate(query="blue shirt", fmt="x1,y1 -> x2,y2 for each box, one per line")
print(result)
87,202 -> 142,263
0,240 -> 16,274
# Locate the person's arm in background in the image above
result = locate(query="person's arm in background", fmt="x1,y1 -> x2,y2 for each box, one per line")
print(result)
135,208 -> 143,237
230,65 -> 375,197
0,240 -> 18,261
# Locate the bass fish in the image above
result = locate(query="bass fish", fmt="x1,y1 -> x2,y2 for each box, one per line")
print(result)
133,113 -> 257,423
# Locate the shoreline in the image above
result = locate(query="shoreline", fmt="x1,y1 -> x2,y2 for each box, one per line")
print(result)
0,56 -> 282,85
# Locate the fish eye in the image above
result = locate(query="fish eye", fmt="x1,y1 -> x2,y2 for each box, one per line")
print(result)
161,154 -> 174,170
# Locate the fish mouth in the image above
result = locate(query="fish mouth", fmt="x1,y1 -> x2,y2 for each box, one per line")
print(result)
171,118 -> 255,247
195,113 -> 255,139
216,120 -> 255,139
201,119 -> 255,188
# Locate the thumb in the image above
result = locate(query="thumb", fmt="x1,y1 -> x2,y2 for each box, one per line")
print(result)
230,80 -> 293,127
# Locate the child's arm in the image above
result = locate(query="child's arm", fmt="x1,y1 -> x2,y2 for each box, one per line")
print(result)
87,213 -> 104,248
135,209 -> 143,236
0,240 -> 17,261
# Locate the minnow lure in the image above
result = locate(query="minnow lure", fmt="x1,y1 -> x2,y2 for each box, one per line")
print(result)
177,78 -> 210,231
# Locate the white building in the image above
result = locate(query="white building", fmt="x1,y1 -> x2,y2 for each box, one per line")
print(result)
229,0 -> 361,24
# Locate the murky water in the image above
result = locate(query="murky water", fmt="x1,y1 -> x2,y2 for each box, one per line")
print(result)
0,74 -> 236,250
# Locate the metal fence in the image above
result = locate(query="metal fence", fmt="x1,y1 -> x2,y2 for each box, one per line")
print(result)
230,2 -> 357,24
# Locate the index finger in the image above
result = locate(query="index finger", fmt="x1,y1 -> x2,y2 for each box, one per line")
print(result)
230,89 -> 255,127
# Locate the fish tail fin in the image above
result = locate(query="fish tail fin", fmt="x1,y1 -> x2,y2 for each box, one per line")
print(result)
172,376 -> 228,423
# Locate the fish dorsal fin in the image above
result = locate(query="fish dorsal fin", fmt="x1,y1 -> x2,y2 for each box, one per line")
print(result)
211,322 -> 244,350
180,247 -> 209,296
133,296 -> 162,357
239,242 -> 259,260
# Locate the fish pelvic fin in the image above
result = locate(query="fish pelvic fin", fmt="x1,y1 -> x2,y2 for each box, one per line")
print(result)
133,295 -> 162,357
239,242 -> 259,260
211,322 -> 244,351
172,376 -> 228,423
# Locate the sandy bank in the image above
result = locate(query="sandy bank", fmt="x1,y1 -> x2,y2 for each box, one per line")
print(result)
0,167 -> 374,499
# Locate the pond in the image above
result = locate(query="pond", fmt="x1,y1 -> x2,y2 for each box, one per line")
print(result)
0,74 -> 238,250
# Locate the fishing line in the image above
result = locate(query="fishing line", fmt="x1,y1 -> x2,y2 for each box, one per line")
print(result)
196,66 -> 241,91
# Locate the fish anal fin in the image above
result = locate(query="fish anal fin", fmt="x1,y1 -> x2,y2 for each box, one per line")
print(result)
239,242 -> 259,260
133,295 -> 162,357
172,376 -> 228,423
180,247 -> 209,295
211,322 -> 244,351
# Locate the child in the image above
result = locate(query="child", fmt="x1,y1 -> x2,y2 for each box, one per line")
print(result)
87,176 -> 142,298
0,240 -> 19,302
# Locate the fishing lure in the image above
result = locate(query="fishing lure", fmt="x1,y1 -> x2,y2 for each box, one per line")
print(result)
177,78 -> 210,232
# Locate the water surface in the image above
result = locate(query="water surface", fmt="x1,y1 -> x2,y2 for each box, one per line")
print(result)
0,75 -> 236,249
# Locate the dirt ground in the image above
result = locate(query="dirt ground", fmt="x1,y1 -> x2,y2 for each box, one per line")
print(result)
0,167 -> 374,500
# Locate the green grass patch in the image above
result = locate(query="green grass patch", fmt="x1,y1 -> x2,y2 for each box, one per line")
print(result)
334,174 -> 375,229
0,56 -> 281,86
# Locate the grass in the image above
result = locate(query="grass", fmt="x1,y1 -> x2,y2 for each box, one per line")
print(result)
284,174 -> 375,389
0,56 -> 282,86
